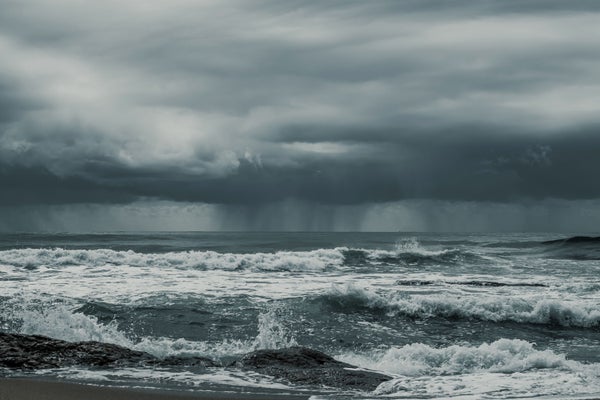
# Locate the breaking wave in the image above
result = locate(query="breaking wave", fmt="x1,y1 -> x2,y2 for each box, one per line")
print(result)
0,240 -> 493,274
357,238 -> 488,266
340,338 -> 572,377
1,298 -> 296,361
0,248 -> 346,272
360,340 -> 600,398
318,284 -> 600,328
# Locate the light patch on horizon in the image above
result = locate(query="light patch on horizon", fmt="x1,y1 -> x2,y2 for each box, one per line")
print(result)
282,142 -> 353,155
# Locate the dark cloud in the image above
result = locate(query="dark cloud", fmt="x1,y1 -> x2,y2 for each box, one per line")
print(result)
0,0 -> 599,230
0,166 -> 135,206
1,125 -> 599,207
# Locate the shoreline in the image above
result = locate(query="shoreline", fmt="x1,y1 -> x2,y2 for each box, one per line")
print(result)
0,378 -> 311,400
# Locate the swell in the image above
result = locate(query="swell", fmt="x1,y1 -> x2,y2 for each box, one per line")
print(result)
542,235 -> 600,260
543,236 -> 600,245
316,284 -> 600,328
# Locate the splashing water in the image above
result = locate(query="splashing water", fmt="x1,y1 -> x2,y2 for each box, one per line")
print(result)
252,304 -> 297,350
2,295 -> 298,360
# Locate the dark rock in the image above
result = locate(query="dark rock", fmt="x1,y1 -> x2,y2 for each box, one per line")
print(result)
1,334 -> 390,391
0,332 -> 216,369
234,346 -> 391,391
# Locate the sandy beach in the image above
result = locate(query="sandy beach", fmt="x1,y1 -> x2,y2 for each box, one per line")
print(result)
0,378 -> 310,400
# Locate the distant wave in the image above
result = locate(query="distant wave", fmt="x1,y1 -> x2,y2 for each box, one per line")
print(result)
0,240 -> 492,273
317,284 -> 600,328
364,238 -> 485,265
343,238 -> 493,268
0,247 -> 346,272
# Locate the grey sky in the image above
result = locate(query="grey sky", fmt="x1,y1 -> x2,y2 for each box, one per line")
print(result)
1,0 -> 600,231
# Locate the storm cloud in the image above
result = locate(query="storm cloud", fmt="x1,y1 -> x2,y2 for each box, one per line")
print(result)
1,0 -> 600,230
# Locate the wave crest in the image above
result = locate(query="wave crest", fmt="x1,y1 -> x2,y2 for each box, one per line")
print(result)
319,284 -> 600,328
341,338 -> 571,377
0,240 -> 493,273
359,238 -> 489,266
2,297 -> 297,360
0,248 -> 345,272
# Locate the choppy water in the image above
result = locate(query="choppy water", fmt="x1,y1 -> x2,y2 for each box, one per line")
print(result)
1,232 -> 599,399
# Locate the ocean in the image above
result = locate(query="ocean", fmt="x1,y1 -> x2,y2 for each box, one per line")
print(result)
1,232 -> 599,399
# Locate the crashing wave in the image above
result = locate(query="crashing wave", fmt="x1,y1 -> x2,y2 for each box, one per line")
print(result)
0,247 -> 346,272
1,297 -> 297,360
364,340 -> 599,398
354,238 -> 494,267
0,239 -> 491,274
340,338 -> 572,377
319,284 -> 600,328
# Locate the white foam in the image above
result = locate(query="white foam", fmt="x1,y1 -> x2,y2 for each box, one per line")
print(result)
252,304 -> 298,350
339,339 -> 572,376
337,339 -> 600,399
374,369 -> 600,399
367,237 -> 454,259
0,247 -> 355,302
136,304 -> 298,358
6,298 -> 297,360
360,240 -> 456,267
0,247 -> 346,272
52,367 -> 295,391
18,303 -> 133,345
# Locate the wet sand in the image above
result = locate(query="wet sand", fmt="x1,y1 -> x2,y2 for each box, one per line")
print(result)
0,378 -> 309,400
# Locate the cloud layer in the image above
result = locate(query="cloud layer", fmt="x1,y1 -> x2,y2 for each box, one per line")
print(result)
1,1 -> 600,230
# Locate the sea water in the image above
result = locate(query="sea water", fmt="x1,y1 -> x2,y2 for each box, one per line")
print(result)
1,232 -> 599,399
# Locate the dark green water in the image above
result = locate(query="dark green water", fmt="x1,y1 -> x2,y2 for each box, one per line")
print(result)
1,232 -> 599,398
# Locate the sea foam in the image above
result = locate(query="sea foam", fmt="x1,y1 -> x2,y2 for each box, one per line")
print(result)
3,297 -> 297,360
340,338 -> 571,377
0,247 -> 346,272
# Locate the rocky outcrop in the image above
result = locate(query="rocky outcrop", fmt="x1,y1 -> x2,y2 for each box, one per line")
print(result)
234,346 -> 391,391
0,332 -> 216,369
0,333 -> 391,391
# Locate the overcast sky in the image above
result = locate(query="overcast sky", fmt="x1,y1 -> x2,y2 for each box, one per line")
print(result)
1,0 -> 600,231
